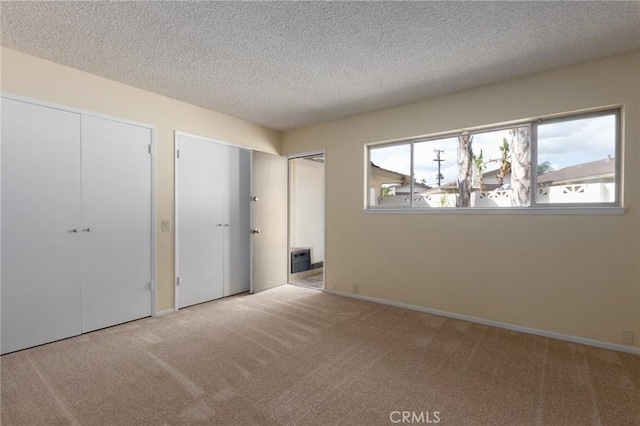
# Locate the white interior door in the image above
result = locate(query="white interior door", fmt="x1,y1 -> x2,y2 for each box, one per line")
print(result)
225,147 -> 251,296
81,116 -> 152,332
177,134 -> 226,308
1,98 -> 83,354
251,151 -> 288,293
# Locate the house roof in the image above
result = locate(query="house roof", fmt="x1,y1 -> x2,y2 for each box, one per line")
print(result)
395,182 -> 432,194
426,167 -> 503,192
425,159 -> 615,191
370,162 -> 409,183
1,2 -> 638,130
537,158 -> 615,184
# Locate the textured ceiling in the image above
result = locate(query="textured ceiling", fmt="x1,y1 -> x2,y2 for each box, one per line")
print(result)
1,2 -> 639,131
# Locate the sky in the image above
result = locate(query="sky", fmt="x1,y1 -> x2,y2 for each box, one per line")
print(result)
370,114 -> 616,187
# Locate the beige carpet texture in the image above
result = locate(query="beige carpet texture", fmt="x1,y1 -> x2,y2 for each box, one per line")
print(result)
2,285 -> 639,425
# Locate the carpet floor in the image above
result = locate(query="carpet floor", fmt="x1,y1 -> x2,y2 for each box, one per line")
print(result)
290,273 -> 324,290
1,285 -> 639,425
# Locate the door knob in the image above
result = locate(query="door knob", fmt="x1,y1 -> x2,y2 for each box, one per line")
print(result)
251,196 -> 259,202
71,228 -> 79,233
224,224 -> 229,227
84,228 -> 91,232
251,229 -> 260,234
216,224 -> 223,227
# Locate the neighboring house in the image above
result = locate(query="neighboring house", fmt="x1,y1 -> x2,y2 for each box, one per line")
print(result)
370,162 -> 437,206
476,168 -> 508,192
537,157 -> 615,186
395,181 -> 431,195
416,168 -> 507,207
371,163 -> 506,206
537,157 -> 616,203
376,157 -> 616,207
424,167 -> 507,195
369,162 -> 406,195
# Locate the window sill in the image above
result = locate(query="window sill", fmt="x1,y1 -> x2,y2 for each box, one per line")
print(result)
363,207 -> 626,216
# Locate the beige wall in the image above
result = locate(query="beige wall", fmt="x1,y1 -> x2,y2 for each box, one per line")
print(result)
0,47 -> 281,311
3,45 -> 639,349
282,50 -> 640,348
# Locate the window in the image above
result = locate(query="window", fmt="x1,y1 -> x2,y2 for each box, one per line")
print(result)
369,143 -> 411,207
367,109 -> 620,210
535,112 -> 618,205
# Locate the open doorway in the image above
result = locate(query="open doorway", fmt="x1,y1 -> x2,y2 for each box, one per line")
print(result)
288,153 -> 325,290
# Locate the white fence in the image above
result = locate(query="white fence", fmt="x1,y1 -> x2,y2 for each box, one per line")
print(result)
536,183 -> 615,204
372,183 -> 615,207
377,194 -> 457,207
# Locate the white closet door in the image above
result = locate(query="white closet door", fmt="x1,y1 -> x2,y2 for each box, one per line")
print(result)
1,98 -> 83,354
81,116 -> 152,332
225,147 -> 251,296
177,135 -> 226,308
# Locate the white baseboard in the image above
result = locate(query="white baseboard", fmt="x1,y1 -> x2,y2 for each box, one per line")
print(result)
325,290 -> 640,355
155,308 -> 177,317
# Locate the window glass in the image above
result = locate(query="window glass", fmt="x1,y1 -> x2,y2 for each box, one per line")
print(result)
365,109 -> 619,211
469,128 -> 523,207
536,113 -> 617,204
414,137 -> 457,207
369,144 -> 411,207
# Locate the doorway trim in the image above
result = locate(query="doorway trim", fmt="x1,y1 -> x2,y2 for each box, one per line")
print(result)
286,150 -> 327,291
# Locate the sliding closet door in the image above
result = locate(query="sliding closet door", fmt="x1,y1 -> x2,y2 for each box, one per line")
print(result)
177,135 -> 227,308
1,98 -> 83,354
81,116 -> 152,332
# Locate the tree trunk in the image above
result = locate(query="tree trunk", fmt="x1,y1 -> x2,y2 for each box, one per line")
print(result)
457,133 -> 473,207
511,126 -> 531,206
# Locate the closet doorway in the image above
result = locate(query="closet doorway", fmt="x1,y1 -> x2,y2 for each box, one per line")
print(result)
175,132 -> 251,308
1,95 -> 155,354
175,133 -> 289,309
288,153 -> 326,290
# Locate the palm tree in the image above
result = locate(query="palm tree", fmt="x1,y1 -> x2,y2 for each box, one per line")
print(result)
511,127 -> 531,207
472,149 -> 485,192
496,138 -> 511,186
457,133 -> 473,207
537,161 -> 554,175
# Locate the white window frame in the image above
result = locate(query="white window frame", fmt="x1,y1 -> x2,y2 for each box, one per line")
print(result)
365,108 -> 624,215
531,109 -> 621,209
367,140 -> 415,209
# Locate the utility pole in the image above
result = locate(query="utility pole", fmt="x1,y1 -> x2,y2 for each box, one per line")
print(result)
433,149 -> 445,186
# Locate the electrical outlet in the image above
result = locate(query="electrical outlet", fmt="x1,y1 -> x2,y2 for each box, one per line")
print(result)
161,220 -> 170,232
621,329 -> 634,345
353,284 -> 359,294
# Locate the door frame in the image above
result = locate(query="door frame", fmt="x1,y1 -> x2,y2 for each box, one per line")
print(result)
0,92 -> 158,316
286,150 -> 327,291
173,131 -> 252,311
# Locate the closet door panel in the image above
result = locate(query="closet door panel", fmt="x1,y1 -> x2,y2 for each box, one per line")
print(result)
81,116 -> 152,332
225,147 -> 251,296
177,135 -> 226,308
1,98 -> 83,354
